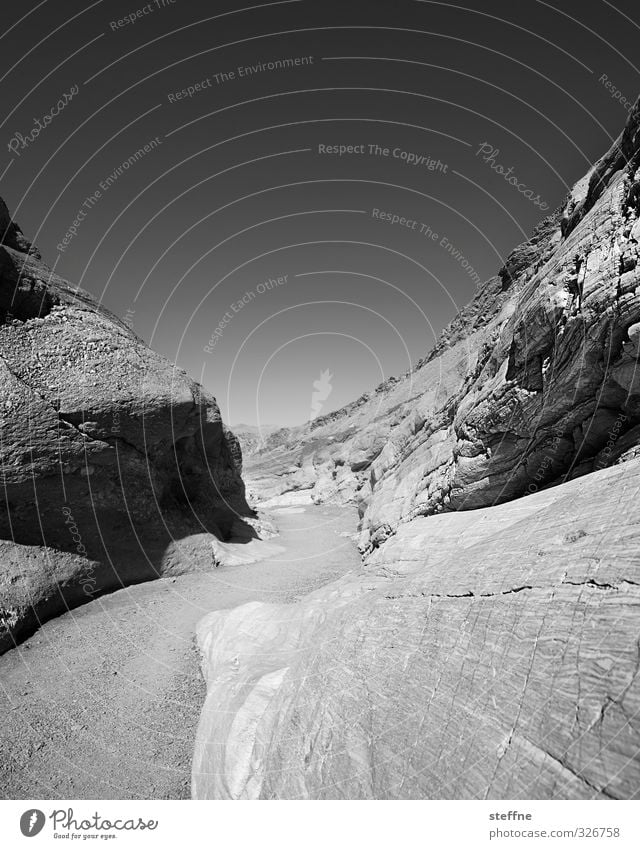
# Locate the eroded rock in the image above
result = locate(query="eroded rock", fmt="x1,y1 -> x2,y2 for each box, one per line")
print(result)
246,100 -> 640,557
195,100 -> 640,800
193,459 -> 640,799
0,210 -> 250,652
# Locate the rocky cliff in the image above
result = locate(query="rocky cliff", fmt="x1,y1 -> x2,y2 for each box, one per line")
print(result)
194,101 -> 640,798
0,203 -> 250,652
246,101 -> 640,556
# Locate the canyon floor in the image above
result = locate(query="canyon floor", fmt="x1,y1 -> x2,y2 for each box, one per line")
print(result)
0,505 -> 361,800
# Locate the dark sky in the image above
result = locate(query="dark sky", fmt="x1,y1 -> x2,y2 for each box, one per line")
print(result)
2,0 -> 639,426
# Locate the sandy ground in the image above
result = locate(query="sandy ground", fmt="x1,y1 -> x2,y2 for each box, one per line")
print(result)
0,505 -> 361,799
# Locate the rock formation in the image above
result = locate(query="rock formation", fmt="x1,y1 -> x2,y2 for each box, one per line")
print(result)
193,459 -> 640,799
0,202 -> 249,652
231,423 -> 283,457
245,100 -> 640,555
194,100 -> 640,798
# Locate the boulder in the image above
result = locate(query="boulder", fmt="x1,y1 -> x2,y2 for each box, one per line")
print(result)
0,209 -> 249,652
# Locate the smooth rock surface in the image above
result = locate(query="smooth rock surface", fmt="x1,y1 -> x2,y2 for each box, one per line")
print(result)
194,102 -> 640,800
193,459 -> 640,799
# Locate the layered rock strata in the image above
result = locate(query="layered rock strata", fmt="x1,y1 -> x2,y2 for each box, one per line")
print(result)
194,100 -> 640,799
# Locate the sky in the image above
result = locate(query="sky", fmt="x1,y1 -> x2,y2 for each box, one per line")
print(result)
2,0 -> 640,426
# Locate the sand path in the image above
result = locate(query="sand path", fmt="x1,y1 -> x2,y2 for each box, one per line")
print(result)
0,504 -> 360,799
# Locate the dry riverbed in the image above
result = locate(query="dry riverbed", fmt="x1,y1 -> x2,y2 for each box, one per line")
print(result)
0,505 -> 361,799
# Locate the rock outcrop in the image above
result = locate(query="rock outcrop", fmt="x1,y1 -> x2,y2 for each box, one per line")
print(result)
0,201 -> 250,652
193,459 -> 640,799
194,100 -> 640,798
246,100 -> 640,557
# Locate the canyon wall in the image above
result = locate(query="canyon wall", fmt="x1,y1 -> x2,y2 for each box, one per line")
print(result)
246,101 -> 640,555
0,205 -> 249,652
194,101 -> 640,799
